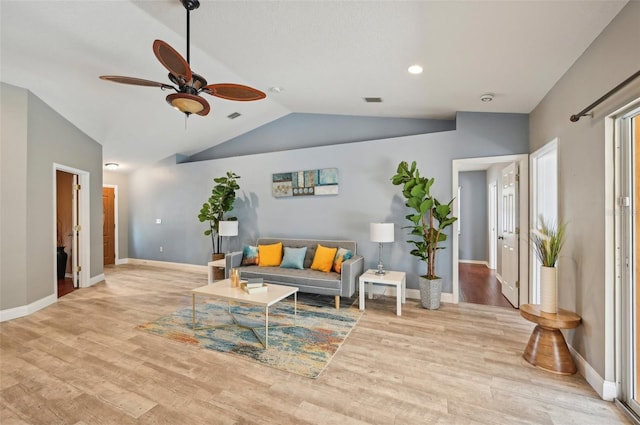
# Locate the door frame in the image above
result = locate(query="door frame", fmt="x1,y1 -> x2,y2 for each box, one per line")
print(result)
530,138 -> 558,305
452,154 -> 529,305
103,184 -> 119,265
53,164 -> 90,293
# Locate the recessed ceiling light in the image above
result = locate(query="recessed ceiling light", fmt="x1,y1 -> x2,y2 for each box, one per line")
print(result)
408,65 -> 423,75
105,163 -> 119,170
480,93 -> 494,102
269,86 -> 283,93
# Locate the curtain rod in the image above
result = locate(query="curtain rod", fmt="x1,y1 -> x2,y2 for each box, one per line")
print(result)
570,69 -> 640,122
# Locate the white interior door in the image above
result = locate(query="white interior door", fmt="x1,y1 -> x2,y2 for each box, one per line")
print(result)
500,162 -> 519,307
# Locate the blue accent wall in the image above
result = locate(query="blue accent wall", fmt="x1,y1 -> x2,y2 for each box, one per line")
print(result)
186,113 -> 455,161
128,112 -> 528,293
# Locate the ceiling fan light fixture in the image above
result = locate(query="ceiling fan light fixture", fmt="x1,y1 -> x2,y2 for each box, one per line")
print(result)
166,93 -> 210,116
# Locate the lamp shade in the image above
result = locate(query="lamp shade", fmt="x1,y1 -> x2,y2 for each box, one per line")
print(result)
219,221 -> 238,237
370,223 -> 394,243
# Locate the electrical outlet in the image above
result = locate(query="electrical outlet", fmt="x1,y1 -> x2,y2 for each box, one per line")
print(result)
155,218 -> 162,224
159,246 -> 163,252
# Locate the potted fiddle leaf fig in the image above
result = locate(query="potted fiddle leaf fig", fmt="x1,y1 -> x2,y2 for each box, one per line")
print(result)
391,161 -> 457,309
198,171 -> 240,264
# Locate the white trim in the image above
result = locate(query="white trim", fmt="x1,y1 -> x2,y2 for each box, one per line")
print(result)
116,257 -> 128,265
401,288 -> 453,304
103,184 -> 119,265
459,259 -> 489,267
569,345 -> 617,401
0,294 -> 57,322
89,274 -> 105,286
127,258 -> 208,272
529,138 -> 558,305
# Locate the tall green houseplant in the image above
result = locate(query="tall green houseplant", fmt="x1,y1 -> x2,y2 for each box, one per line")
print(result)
198,171 -> 240,255
391,161 -> 457,309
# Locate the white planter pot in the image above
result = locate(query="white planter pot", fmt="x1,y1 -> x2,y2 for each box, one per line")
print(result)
540,266 -> 557,313
419,277 -> 442,310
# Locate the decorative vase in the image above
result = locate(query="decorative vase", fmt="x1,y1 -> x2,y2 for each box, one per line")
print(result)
56,246 -> 68,280
419,277 -> 442,310
540,266 -> 557,313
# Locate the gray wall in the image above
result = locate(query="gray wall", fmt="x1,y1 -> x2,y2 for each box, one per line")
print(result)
129,112 -> 528,293
459,171 -> 487,262
529,1 -> 640,381
104,170 -> 129,261
0,82 -> 103,311
186,113 -> 456,161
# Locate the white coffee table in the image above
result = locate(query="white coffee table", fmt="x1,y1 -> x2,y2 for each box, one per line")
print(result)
192,279 -> 298,348
359,269 -> 406,316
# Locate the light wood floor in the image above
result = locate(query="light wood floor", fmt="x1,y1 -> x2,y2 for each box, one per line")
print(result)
1,264 -> 631,425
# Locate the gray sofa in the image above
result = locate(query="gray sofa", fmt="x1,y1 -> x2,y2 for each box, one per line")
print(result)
225,238 -> 364,309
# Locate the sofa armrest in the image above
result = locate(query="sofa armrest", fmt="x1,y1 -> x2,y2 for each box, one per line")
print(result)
340,255 -> 364,298
224,251 -> 243,278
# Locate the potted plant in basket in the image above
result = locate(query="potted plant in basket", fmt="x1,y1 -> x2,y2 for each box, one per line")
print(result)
391,161 -> 457,309
198,171 -> 240,271
530,216 -> 566,313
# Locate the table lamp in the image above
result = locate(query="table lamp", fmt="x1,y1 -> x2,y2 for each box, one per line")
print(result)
219,220 -> 238,254
370,223 -> 394,275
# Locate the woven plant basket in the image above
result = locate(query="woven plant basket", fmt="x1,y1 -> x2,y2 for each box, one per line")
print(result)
419,277 -> 442,310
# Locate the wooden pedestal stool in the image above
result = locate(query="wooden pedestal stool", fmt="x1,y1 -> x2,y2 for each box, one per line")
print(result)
520,304 -> 581,375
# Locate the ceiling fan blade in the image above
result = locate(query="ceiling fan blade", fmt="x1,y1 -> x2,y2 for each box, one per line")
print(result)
202,83 -> 266,101
99,75 -> 174,90
153,40 -> 192,86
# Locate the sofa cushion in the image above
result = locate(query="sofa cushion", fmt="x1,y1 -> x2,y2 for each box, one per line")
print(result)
280,246 -> 307,270
241,244 -> 259,266
311,244 -> 338,272
238,266 -> 341,291
258,242 -> 282,267
333,247 -> 353,273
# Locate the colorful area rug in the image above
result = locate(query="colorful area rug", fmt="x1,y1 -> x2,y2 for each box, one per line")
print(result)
137,295 -> 362,378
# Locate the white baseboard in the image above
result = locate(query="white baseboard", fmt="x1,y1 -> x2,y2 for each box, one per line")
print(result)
127,258 -> 208,273
391,288 -> 453,304
459,260 -> 490,267
115,258 -> 128,265
569,345 -> 617,401
88,273 -> 105,287
0,293 -> 57,322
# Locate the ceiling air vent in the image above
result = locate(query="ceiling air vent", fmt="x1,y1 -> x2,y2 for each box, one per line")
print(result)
363,97 -> 383,103
227,112 -> 241,119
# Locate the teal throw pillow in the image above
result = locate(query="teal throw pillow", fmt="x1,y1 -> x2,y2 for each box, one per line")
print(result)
241,244 -> 259,266
280,246 -> 307,270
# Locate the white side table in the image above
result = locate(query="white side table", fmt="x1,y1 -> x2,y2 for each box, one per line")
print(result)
359,269 -> 406,316
207,258 -> 226,284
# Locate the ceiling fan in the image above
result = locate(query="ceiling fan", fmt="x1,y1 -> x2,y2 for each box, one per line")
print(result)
99,0 -> 265,117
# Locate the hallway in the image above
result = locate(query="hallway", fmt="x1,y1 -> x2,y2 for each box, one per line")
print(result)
459,262 -> 514,308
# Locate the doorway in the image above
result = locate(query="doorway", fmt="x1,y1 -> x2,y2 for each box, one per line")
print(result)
53,164 -> 90,295
56,170 -> 75,296
452,154 -> 529,307
103,186 -> 116,265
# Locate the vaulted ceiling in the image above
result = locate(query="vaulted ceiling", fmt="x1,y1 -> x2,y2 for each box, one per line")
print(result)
0,0 -> 627,171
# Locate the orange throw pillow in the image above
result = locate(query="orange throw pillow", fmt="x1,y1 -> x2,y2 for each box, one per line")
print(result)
258,242 -> 283,267
310,244 -> 338,272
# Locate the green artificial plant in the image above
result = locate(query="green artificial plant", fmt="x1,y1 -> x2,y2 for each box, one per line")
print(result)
530,216 -> 567,267
391,161 -> 457,279
198,171 -> 240,254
